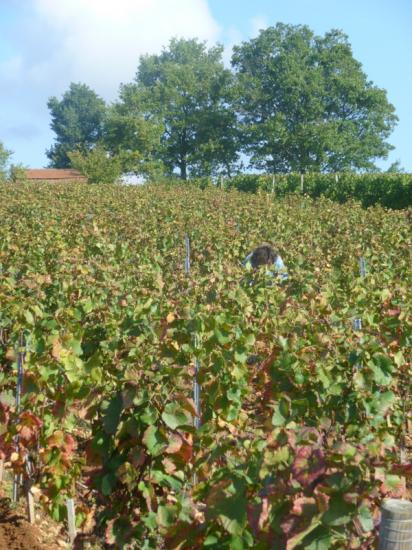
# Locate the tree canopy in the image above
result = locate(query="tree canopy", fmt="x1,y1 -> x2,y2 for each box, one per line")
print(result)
68,145 -> 122,184
232,23 -> 398,173
47,83 -> 106,168
104,84 -> 164,179
135,38 -> 241,178
46,25 -> 399,181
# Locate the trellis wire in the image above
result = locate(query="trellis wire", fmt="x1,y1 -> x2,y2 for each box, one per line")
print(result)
184,236 -> 201,430
12,331 -> 25,502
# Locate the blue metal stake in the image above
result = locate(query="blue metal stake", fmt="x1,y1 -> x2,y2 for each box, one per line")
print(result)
184,236 -> 201,430
353,258 -> 366,370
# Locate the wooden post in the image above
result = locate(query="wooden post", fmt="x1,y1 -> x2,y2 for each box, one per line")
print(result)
300,173 -> 304,193
24,480 -> 35,524
378,499 -> 412,549
12,332 -> 25,503
271,174 -> 275,194
66,498 -> 77,545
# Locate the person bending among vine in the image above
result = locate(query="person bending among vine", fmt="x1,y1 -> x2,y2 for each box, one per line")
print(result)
242,243 -> 288,281
242,243 -> 288,366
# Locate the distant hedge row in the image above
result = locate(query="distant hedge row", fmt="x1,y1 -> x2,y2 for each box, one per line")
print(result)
188,173 -> 412,209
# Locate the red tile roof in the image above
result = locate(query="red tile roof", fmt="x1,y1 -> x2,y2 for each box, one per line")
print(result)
26,169 -> 87,180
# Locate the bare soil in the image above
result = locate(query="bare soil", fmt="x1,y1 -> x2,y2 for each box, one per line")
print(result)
0,497 -> 59,550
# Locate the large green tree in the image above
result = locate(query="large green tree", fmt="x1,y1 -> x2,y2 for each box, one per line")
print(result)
135,38 -> 240,179
232,23 -> 398,173
46,83 -> 106,168
104,84 -> 164,179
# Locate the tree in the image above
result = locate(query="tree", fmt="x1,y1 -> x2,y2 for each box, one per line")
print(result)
46,83 -> 106,168
104,85 -> 164,179
68,145 -> 122,184
386,160 -> 405,173
135,38 -> 240,179
9,164 -> 28,183
0,141 -> 13,182
232,23 -> 398,173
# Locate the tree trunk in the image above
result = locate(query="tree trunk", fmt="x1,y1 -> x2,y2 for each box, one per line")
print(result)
180,161 -> 187,180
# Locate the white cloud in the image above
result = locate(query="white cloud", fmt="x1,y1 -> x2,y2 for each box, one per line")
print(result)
222,26 -> 243,66
25,0 -> 220,98
0,0 -> 220,166
250,15 -> 269,37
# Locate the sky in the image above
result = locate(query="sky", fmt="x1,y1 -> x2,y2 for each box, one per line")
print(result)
0,0 -> 411,170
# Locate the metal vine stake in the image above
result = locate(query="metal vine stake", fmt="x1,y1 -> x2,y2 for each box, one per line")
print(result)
184,236 -> 201,430
352,258 -> 366,371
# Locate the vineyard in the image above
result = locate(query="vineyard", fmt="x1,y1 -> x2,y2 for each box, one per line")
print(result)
194,172 -> 412,210
0,182 -> 411,549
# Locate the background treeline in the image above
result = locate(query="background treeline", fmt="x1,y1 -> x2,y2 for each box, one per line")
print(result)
1,23 -> 410,207
45,24 -> 400,179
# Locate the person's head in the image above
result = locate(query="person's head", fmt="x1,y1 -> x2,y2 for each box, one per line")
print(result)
250,244 -> 278,269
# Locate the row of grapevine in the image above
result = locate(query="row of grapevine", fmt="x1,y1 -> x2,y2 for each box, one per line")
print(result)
0,182 -> 410,548
187,172 -> 412,210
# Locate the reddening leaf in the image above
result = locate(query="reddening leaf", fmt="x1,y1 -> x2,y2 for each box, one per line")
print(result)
165,433 -> 183,455
291,497 -> 317,517
291,446 -> 326,487
51,339 -> 63,360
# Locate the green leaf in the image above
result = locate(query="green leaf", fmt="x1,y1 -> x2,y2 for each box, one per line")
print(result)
24,310 -> 35,325
357,505 -> 374,533
103,393 -> 123,435
101,472 -> 117,496
161,402 -> 191,430
141,406 -> 159,425
215,328 -> 231,345
368,354 -> 394,386
300,525 -> 333,550
272,398 -> 290,426
213,494 -> 248,536
243,333 -> 255,347
142,425 -> 166,456
156,505 -> 176,528
229,535 -> 245,550
204,535 -> 219,546
67,338 -> 83,356
322,497 -> 355,526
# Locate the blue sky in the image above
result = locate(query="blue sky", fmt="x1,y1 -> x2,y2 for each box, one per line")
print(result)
1,0 -> 411,170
